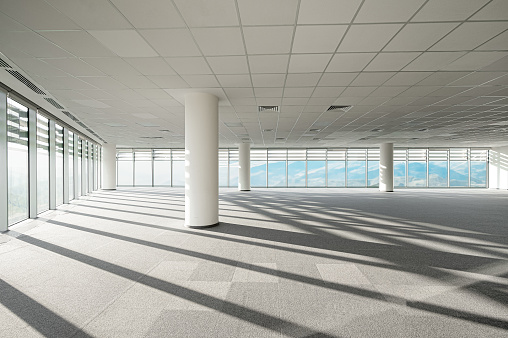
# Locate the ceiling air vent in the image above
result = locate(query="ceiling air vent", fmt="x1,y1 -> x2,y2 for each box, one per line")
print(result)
140,136 -> 163,139
327,105 -> 352,112
6,69 -> 46,95
44,97 -> 64,109
0,58 -> 12,68
258,106 -> 279,112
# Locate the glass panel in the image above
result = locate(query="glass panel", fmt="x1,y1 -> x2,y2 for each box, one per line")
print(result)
68,131 -> 74,200
219,149 -> 228,187
367,161 -> 379,187
428,161 -> 447,187
450,161 -> 468,187
307,161 -> 325,187
153,161 -> 171,186
408,162 -> 426,187
347,161 -> 366,187
77,139 -> 81,196
117,150 -> 133,186
288,161 -> 305,187
172,161 -> 185,187
251,161 -> 267,187
327,161 -> 345,187
37,114 -> 49,212
470,161 -> 486,187
7,99 -> 29,225
229,149 -> 239,187
134,150 -> 152,186
268,161 -> 286,187
55,124 -> 64,206
394,161 -> 406,187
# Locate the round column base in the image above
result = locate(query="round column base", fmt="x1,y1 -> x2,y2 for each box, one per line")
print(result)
185,222 -> 220,229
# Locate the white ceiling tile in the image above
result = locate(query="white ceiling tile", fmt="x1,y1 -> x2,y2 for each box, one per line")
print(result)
111,0 -> 185,29
350,72 -> 395,86
480,56 -> 508,72
298,0 -> 362,24
224,88 -> 254,98
39,31 -> 116,58
0,0 -> 80,30
443,52 -> 508,71
112,76 -> 158,89
10,58 -> 68,77
319,73 -> 358,86
341,87 -> 377,97
125,57 -> 176,76
42,58 -> 104,77
181,74 -> 220,87
412,0 -> 490,22
312,87 -> 346,97
82,58 -> 140,76
282,98 -> 309,106
430,22 -> 508,52
365,52 -> 420,71
165,57 -> 212,75
45,0 -> 132,29
248,55 -> 290,73
254,87 -> 284,97
147,75 -> 190,88
292,26 -> 347,54
449,72 -> 506,86
88,30 -> 157,57
230,98 -> 257,105
135,88 -> 173,99
476,31 -> 508,51
75,90 -> 117,100
384,23 -> 459,51
251,74 -> 286,87
403,52 -> 465,71
216,74 -> 252,87
79,76 -> 127,90
381,72 -> 433,86
243,26 -> 294,55
237,0 -> 298,25
327,53 -> 376,72
1,31 -> 73,58
35,76 -> 96,90
207,56 -> 249,74
288,54 -> 332,73
174,0 -> 238,27
470,0 -> 508,21
355,0 -> 426,23
338,24 -> 403,52
285,73 -> 322,87
0,12 -> 27,32
140,29 -> 201,57
416,72 -> 469,86
192,27 -> 245,56
284,87 -> 314,97
369,86 -> 409,97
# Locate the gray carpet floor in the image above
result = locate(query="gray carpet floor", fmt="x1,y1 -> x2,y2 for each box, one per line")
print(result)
1,187 -> 507,337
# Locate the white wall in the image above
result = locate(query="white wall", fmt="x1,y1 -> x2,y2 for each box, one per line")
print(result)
489,146 -> 508,189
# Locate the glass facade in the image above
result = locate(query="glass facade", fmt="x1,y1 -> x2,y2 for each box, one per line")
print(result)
3,96 -> 101,227
115,147 -> 490,189
37,114 -> 50,212
7,99 -> 29,225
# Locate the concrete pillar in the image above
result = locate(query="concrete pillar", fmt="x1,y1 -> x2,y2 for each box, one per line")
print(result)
184,92 -> 219,228
379,143 -> 394,192
238,143 -> 250,191
102,143 -> 117,190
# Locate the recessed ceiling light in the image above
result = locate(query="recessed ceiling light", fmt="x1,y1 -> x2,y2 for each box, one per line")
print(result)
263,129 -> 274,132
309,128 -> 321,132
371,128 -> 383,132
225,122 -> 243,127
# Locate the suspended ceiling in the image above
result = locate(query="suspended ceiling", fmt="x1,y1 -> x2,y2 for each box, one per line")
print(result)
0,0 -> 507,148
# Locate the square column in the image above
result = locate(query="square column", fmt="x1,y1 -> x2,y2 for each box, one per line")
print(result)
102,143 -> 117,190
184,92 -> 219,228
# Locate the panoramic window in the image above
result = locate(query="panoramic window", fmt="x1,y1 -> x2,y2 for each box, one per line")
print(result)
117,149 -> 133,186
172,149 -> 185,187
287,149 -> 306,187
327,149 -> 346,187
68,131 -> 74,200
153,149 -> 171,186
347,149 -> 366,187
470,150 -> 487,187
307,149 -> 326,187
229,149 -> 239,187
268,149 -> 287,187
219,149 -> 228,187
55,124 -> 64,206
37,114 -> 50,212
7,99 -> 29,225
428,149 -> 448,187
250,149 -> 267,187
449,149 -> 468,187
134,150 -> 152,186
407,149 -> 427,187
367,149 -> 379,188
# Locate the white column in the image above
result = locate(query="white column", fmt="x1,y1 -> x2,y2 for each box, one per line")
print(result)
185,92 -> 219,228
238,143 -> 250,191
102,143 -> 117,190
0,90 -> 7,231
379,143 -> 394,192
